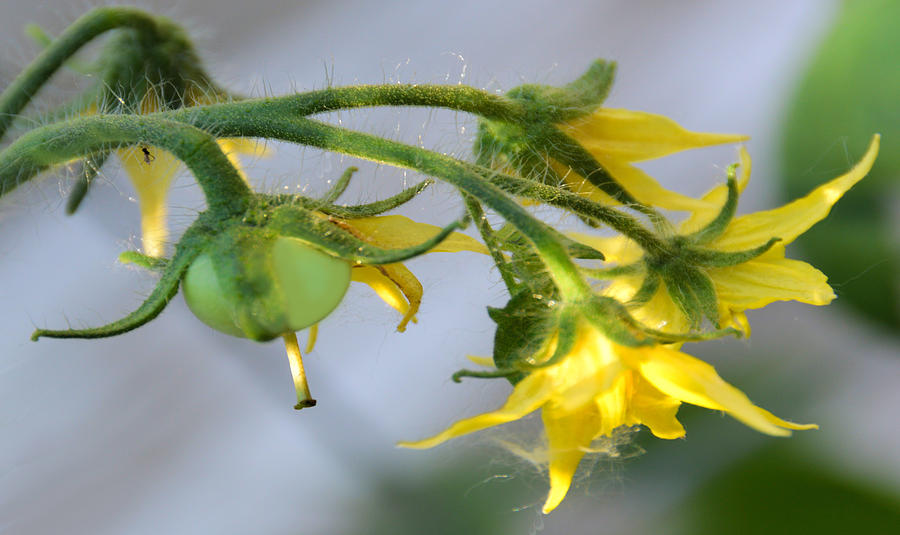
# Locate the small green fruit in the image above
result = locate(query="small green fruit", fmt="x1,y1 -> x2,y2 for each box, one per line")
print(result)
182,235 -> 351,340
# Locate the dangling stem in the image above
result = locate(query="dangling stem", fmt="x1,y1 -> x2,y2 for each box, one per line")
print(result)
284,332 -> 316,410
0,7 -> 161,141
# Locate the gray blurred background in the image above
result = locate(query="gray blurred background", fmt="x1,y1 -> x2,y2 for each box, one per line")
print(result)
1,1 -> 897,534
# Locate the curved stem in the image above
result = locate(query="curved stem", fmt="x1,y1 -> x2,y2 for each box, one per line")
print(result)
0,6 -> 164,140
0,114 -> 251,217
188,84 -> 528,124
179,111 -> 591,302
479,166 -> 669,257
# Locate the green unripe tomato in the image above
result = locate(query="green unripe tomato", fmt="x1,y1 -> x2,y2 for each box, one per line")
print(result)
182,236 -> 351,341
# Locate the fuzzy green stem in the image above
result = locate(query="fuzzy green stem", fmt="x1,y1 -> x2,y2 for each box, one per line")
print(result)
480,166 -> 669,257
0,114 -> 250,217
178,111 -> 590,301
229,84 -> 528,123
0,7 -> 166,140
462,194 -> 519,292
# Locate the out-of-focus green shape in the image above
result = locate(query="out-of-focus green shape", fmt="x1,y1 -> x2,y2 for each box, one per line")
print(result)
346,457 -> 533,535
781,0 -> 900,331
669,444 -> 900,535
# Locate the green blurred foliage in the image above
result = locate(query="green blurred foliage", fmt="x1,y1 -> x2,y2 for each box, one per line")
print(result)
668,444 -> 900,535
781,0 -> 900,331
347,456 -> 535,535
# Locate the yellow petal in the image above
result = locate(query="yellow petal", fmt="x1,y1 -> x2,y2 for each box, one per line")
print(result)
398,372 -> 553,449
711,134 -> 880,251
679,146 -> 752,234
627,374 -> 685,439
217,138 -> 270,185
555,158 -> 714,212
118,146 -> 181,257
637,346 -> 812,436
541,402 -> 603,514
344,215 -> 488,254
466,355 -> 495,367
593,373 -> 630,437
708,246 -> 835,309
596,157 -> 715,211
350,265 -> 422,331
305,324 -> 319,354
630,280 -> 692,334
563,108 -> 748,163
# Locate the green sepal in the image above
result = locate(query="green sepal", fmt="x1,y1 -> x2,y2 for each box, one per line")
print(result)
487,289 -> 563,384
687,237 -> 781,268
451,368 -> 520,383
31,225 -> 209,340
318,179 -> 433,218
582,296 -> 646,347
628,273 -> 661,307
660,263 -> 720,329
321,166 -> 358,203
686,163 -> 740,244
267,203 -> 468,265
505,59 -> 616,123
66,151 -> 109,215
118,250 -> 168,271
581,262 -> 643,280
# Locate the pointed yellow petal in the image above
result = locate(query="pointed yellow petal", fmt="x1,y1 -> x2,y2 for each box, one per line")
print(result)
466,355 -> 495,367
351,265 -> 422,330
378,263 -> 423,332
541,403 -> 603,514
398,373 -> 553,449
344,215 -> 488,254
597,157 -> 715,211
637,346 -> 809,436
555,158 -> 714,212
627,374 -> 685,439
593,373 -> 630,437
708,247 -> 835,309
305,324 -> 319,354
564,108 -> 748,163
712,135 -> 880,251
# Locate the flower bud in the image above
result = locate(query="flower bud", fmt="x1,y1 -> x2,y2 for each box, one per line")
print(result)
182,232 -> 351,341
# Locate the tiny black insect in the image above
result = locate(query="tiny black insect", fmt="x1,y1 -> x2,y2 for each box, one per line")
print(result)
140,145 -> 155,163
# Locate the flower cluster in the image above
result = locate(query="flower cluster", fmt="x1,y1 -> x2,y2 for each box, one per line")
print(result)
0,8 -> 879,515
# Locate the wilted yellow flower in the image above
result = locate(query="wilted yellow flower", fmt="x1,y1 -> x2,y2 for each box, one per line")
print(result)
574,135 -> 881,334
104,91 -> 267,257
400,320 -> 814,513
555,108 -> 747,210
340,215 -> 488,331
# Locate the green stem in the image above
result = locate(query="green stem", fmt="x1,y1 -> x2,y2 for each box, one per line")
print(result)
480,166 -> 669,257
0,6 -> 166,141
0,114 -> 250,217
179,111 -> 590,302
462,193 -> 519,292
222,84 -> 528,123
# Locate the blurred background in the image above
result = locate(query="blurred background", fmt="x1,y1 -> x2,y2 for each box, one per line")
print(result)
1,1 -> 897,533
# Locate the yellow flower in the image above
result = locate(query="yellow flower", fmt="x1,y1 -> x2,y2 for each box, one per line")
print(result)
338,215 -> 488,331
555,108 -> 747,210
574,134 -> 881,334
112,91 -> 268,257
400,321 -> 815,513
